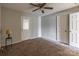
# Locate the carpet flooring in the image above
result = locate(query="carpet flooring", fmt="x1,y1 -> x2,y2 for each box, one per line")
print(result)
0,38 -> 79,56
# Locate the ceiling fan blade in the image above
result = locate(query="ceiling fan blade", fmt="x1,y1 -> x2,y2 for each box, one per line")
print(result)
30,3 -> 39,7
32,8 -> 40,12
44,7 -> 53,9
40,3 -> 46,8
41,10 -> 44,13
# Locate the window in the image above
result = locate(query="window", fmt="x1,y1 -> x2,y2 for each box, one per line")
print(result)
23,19 -> 29,30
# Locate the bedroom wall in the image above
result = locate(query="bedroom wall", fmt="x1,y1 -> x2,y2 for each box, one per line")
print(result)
30,15 -> 39,38
41,6 -> 79,42
22,14 -> 39,40
41,15 -> 57,41
38,16 -> 41,37
0,5 -> 1,47
1,7 -> 22,46
1,7 -> 39,46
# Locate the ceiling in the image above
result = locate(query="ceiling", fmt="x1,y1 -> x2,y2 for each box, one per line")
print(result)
1,3 -> 79,16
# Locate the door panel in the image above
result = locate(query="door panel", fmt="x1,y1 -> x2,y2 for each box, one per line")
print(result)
69,12 -> 79,48
57,14 -> 69,44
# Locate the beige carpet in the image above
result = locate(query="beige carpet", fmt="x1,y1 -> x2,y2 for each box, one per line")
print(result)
0,38 -> 79,56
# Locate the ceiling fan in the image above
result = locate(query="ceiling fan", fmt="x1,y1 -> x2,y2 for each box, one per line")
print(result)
30,3 -> 53,13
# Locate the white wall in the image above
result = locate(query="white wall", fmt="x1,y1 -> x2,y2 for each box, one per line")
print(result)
22,13 -> 39,39
0,7 -> 40,46
30,16 -> 39,38
38,16 -> 41,37
0,5 -> 1,47
41,15 -> 57,41
1,7 -> 22,46
0,6 -> 1,33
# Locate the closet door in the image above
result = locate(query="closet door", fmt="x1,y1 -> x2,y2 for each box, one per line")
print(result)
57,14 -> 69,44
69,13 -> 79,48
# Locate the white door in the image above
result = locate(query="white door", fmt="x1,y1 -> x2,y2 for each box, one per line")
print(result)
57,14 -> 69,44
69,12 -> 79,48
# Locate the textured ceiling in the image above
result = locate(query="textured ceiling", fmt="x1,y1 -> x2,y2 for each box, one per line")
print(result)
1,3 -> 79,16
